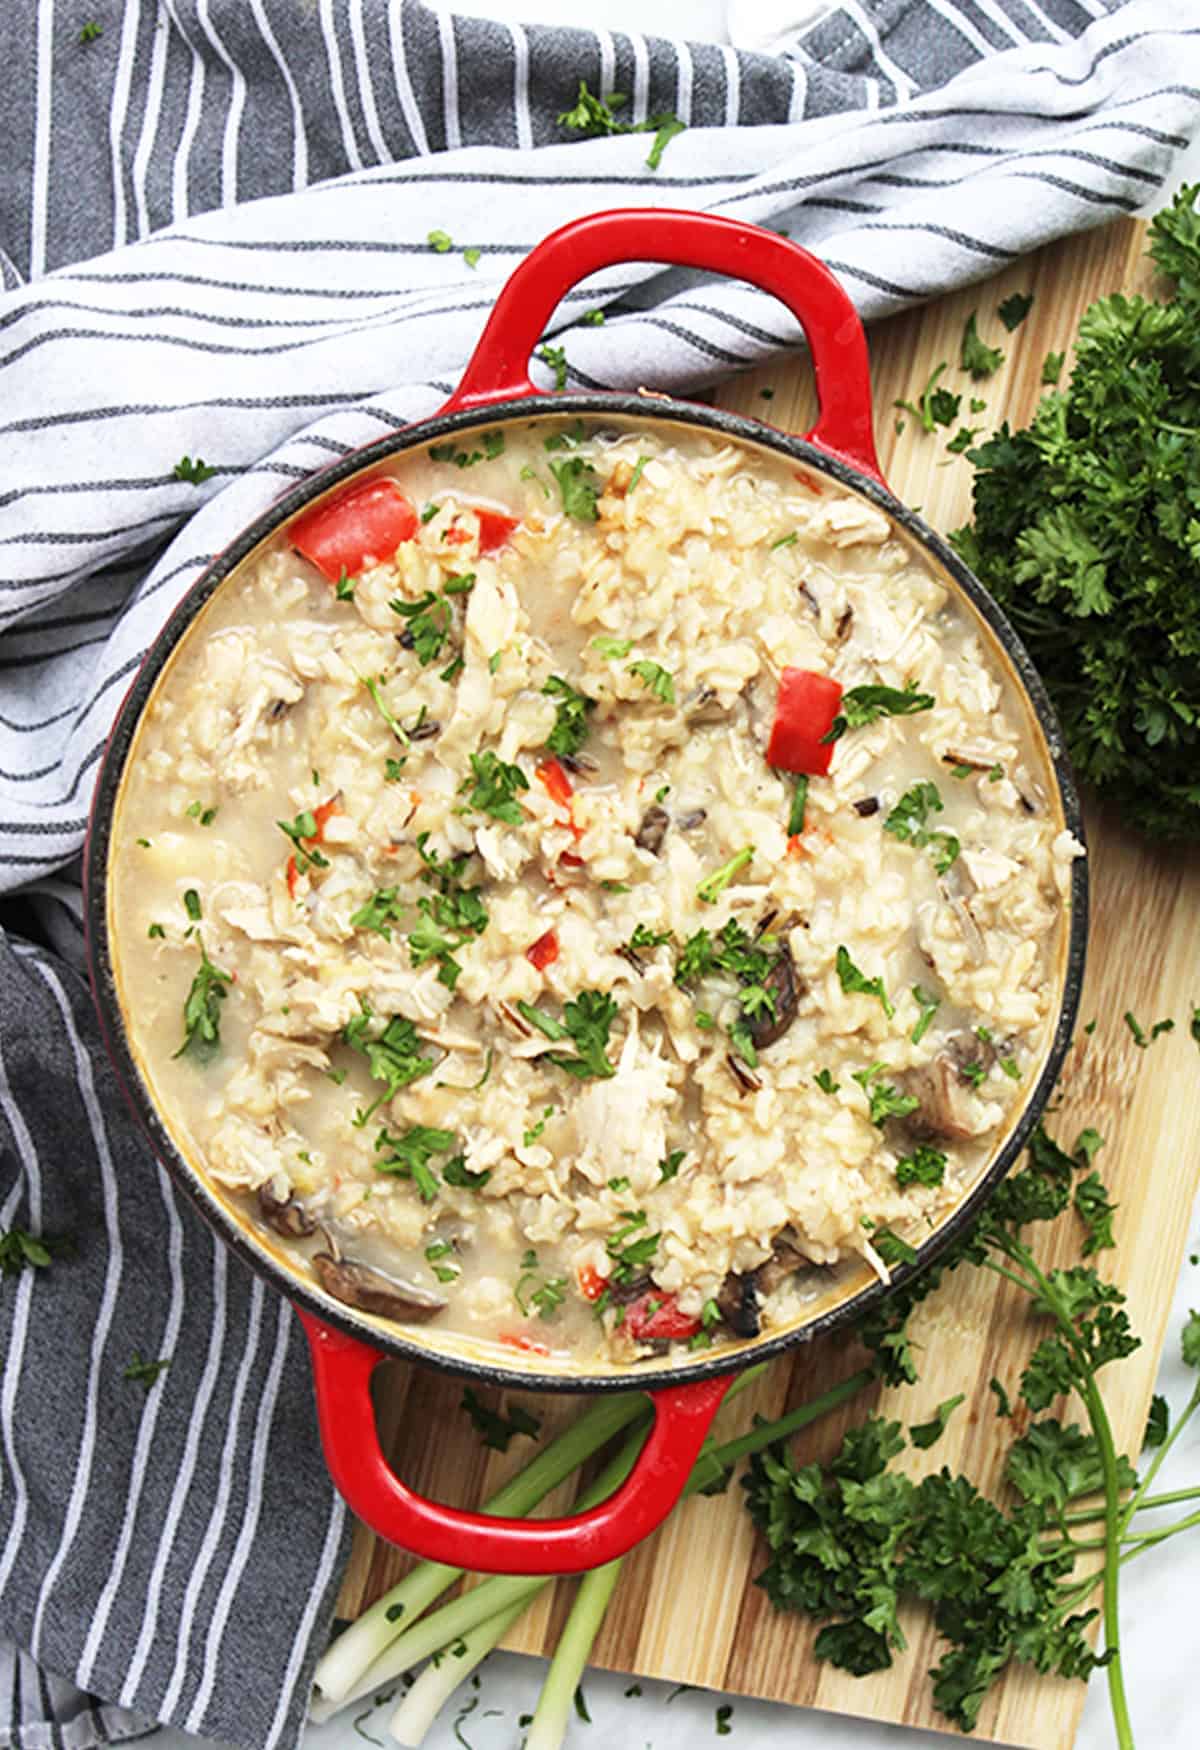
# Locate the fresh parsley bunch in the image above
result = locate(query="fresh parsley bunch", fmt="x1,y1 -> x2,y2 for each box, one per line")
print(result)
952,184 -> 1200,840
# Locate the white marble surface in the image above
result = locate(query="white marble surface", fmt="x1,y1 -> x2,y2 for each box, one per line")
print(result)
142,5 -> 1200,1748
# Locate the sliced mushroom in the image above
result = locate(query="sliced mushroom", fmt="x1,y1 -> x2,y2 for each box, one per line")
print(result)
853,796 -> 880,818
408,716 -> 441,743
675,808 -> 707,832
313,1252 -> 446,1323
267,697 -> 294,722
727,1053 -> 762,1095
634,805 -> 669,854
938,869 -> 986,963
940,747 -> 1000,773
717,1237 -> 809,1338
560,751 -> 599,776
903,1055 -> 980,1143
745,945 -> 803,1052
258,1181 -> 317,1238
835,604 -> 854,641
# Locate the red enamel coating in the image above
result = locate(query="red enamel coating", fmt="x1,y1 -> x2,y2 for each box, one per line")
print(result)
439,207 -> 882,483
299,1310 -> 733,1573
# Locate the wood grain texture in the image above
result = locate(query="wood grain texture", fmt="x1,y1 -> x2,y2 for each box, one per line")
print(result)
335,215 -> 1200,1747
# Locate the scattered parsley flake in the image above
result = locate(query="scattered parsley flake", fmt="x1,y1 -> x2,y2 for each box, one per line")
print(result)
836,945 -> 894,1018
697,846 -> 753,905
960,311 -> 1004,378
173,455 -> 216,484
124,1352 -> 171,1390
592,634 -> 632,658
427,229 -> 453,252
998,291 -> 1034,331
628,659 -> 675,704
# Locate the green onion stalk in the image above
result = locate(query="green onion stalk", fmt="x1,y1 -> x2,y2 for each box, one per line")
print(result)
320,1365 -> 874,1746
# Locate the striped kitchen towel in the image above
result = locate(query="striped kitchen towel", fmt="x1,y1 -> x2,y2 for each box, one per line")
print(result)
0,3 -> 1196,1749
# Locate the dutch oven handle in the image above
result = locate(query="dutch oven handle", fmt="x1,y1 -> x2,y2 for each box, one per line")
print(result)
299,1311 -> 733,1573
440,206 -> 882,483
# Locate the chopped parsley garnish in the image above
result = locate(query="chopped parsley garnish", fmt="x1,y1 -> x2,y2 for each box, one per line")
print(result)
895,1144 -> 947,1187
835,945 -> 894,1018
174,940 -> 232,1062
183,888 -> 202,921
173,455 -> 216,484
442,1154 -> 491,1191
946,427 -> 980,455
627,659 -> 675,704
391,588 -> 453,666
350,887 -> 406,941
771,532 -> 799,551
361,675 -> 409,742
815,1068 -> 839,1095
1041,349 -> 1065,385
628,923 -> 672,952
277,810 -> 330,875
852,1062 -> 920,1126
960,1059 -> 987,1088
428,431 -> 504,468
420,501 -> 440,524
407,878 -> 488,991
894,361 -> 960,434
557,79 -> 686,169
883,781 -> 960,874
788,775 -> 808,837
549,455 -> 602,521
124,1352 -> 171,1390
186,801 -> 218,826
911,984 -> 940,1045
592,635 -> 632,659
605,1209 -> 659,1284
147,923 -> 165,940
696,846 -> 753,905
537,344 -> 568,390
909,1392 -> 965,1449
342,1003 -> 435,1123
659,1149 -> 685,1182
675,916 -> 781,1067
627,456 -> 649,493
427,229 -> 453,252
715,1703 -> 734,1736
960,311 -> 1004,378
460,1387 -> 541,1451
0,1227 -> 72,1276
522,1106 -> 556,1147
374,1124 -> 458,1203
425,1239 -> 458,1283
79,20 -> 103,42
1123,1011 -> 1175,1048
384,757 -> 407,782
542,675 -> 595,757
461,750 -> 529,825
515,1250 -> 568,1320
1074,1170 -> 1117,1254
335,567 -> 355,601
998,292 -> 1034,331
823,683 -> 936,743
516,990 -> 619,1080
463,247 -> 481,269
488,649 -> 503,675
442,572 -> 475,596
582,308 -> 605,325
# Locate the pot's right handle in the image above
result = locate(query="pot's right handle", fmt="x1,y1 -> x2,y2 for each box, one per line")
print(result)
441,208 -> 882,485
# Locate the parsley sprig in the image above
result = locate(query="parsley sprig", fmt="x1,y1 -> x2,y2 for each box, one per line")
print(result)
342,1002 -> 435,1124
883,781 -> 960,874
823,683 -> 935,744
516,990 -> 619,1079
542,675 -> 595,756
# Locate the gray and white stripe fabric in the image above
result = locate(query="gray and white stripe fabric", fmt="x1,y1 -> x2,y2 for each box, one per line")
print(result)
0,2 -> 1196,1748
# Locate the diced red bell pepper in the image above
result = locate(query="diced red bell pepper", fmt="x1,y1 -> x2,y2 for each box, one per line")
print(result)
292,479 -> 417,582
766,668 -> 844,776
499,1332 -> 551,1356
284,799 -> 341,899
286,856 -> 299,899
476,509 -> 519,554
525,929 -> 559,971
622,1291 -> 701,1342
577,1264 -> 608,1302
558,850 -> 585,869
535,757 -> 584,841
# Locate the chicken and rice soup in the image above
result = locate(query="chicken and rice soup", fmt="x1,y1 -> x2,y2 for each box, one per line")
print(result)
109,415 -> 1080,1366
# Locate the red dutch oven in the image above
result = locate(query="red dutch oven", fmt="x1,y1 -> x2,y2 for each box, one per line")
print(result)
83,210 -> 1087,1579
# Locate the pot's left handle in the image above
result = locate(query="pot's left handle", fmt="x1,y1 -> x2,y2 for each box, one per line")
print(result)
299,1311 -> 732,1574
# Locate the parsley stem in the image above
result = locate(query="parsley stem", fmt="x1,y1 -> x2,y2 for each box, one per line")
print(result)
1079,1373 -> 1134,1749
1117,1379 -> 1200,1536
1119,1504 -> 1200,1550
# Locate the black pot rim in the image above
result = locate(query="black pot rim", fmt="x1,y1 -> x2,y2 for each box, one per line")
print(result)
83,392 -> 1089,1396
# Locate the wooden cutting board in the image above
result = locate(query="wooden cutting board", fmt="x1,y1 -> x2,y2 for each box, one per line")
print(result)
334,215 -> 1200,1748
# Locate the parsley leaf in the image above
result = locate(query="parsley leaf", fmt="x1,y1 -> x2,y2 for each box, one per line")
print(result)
822,683 -> 935,743
342,1005 -> 435,1122
894,361 -> 960,434
852,1061 -> 919,1126
998,292 -> 1034,331
461,751 -> 529,825
517,990 -> 619,1079
883,781 -> 960,873
592,635 -> 632,658
549,456 -> 602,521
835,945 -> 894,1018
895,1144 -> 947,1187
427,229 -> 453,252
542,675 -> 595,756
537,343 -> 569,390
1041,350 -> 1065,385
0,1227 -> 72,1276
374,1124 -> 458,1203
960,311 -> 1004,378
908,1393 -> 965,1449
124,1352 -> 171,1390
173,455 -> 216,484
350,887 -> 406,941
174,940 -> 232,1062
460,1387 -> 541,1452
627,659 -> 675,704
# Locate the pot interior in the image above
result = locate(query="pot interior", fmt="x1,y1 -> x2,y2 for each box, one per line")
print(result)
94,400 -> 1086,1391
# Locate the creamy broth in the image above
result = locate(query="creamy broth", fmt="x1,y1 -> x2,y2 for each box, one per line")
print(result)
110,415 -> 1080,1366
